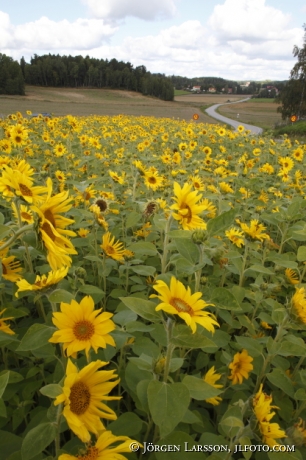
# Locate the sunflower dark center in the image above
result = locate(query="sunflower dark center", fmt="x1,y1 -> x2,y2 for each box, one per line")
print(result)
77,446 -> 99,460
70,381 -> 91,415
41,222 -> 56,241
148,176 -> 157,184
96,199 -> 107,212
106,245 -> 115,254
21,212 -> 31,221
44,209 -> 56,227
19,183 -> 33,197
2,263 -> 7,274
170,297 -> 193,315
180,204 -> 192,223
73,320 -> 95,340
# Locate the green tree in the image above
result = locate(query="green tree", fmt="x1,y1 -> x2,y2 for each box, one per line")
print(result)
277,24 -> 306,119
0,54 -> 25,95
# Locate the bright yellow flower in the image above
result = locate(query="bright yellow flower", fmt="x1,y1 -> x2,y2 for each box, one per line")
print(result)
150,276 -> 219,334
58,430 -> 140,460
101,232 -> 126,262
143,170 -> 163,190
239,219 -> 270,242
15,266 -> 68,297
54,359 -> 120,442
49,296 -> 116,359
285,268 -> 299,285
1,256 -> 22,282
0,309 -> 15,335
171,182 -> 207,230
225,228 -> 245,248
203,366 -> 223,405
292,287 -> 306,323
228,349 -> 253,385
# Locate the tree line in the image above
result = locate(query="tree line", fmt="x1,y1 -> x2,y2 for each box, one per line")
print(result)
21,54 -> 174,101
0,54 -> 25,95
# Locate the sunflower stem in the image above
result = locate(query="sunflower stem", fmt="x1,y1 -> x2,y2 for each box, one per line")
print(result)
161,215 -> 172,274
163,317 -> 175,383
239,241 -> 248,287
0,224 -> 34,252
54,402 -> 63,458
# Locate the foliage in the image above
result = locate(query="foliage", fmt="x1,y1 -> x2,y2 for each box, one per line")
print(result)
277,25 -> 306,120
22,54 -> 174,101
0,112 -> 306,459
0,54 -> 25,95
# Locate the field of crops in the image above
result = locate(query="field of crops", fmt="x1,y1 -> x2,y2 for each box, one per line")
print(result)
0,111 -> 306,459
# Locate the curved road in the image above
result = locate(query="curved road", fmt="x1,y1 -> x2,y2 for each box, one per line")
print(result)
205,97 -> 263,135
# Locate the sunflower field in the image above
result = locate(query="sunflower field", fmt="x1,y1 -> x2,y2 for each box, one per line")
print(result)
1,111 -> 306,460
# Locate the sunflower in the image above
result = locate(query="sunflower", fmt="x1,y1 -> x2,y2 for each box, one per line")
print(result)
0,309 -> 15,335
203,366 -> 223,405
54,359 -> 120,442
225,228 -> 245,248
237,125 -> 244,133
253,384 -> 286,447
77,228 -> 91,238
31,178 -> 77,270
101,232 -> 126,262
11,202 -> 34,224
228,349 -> 253,385
143,171 -> 163,190
49,295 -> 116,359
170,182 -> 207,230
150,276 -> 219,334
292,287 -> 306,323
285,268 -> 299,285
109,171 -> 125,184
0,167 -> 48,204
15,266 -> 68,297
58,430 -> 140,460
2,256 -> 22,282
239,219 -> 270,242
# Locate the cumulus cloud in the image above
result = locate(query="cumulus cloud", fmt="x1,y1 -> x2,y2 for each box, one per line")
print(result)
83,0 -> 177,21
0,11 -> 117,52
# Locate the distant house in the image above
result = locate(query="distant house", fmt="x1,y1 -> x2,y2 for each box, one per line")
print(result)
266,85 -> 279,95
208,86 -> 216,93
191,85 -> 201,92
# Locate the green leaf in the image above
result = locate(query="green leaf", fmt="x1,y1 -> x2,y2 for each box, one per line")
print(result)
0,431 -> 22,458
48,289 -> 74,303
128,354 -> 153,371
210,288 -> 241,310
147,381 -> 190,437
266,368 -> 294,397
0,225 -> 11,239
246,264 -> 274,275
0,372 -> 9,398
173,238 -> 199,264
0,330 -> 19,347
206,209 -> 236,236
16,324 -> 56,352
171,325 -> 216,349
2,307 -> 29,319
128,242 -> 157,256
120,297 -> 162,322
182,375 -> 223,400
78,285 -> 104,295
235,336 -> 262,357
130,265 -> 156,276
297,246 -> 306,262
108,412 -> 143,436
21,423 -> 56,460
278,335 -> 306,357
39,384 -> 63,398
126,211 -> 142,228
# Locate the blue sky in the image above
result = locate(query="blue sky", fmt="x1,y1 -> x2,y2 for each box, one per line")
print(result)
0,0 -> 305,80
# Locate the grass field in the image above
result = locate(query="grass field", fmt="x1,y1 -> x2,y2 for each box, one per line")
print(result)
217,99 -> 282,129
0,86 -> 217,123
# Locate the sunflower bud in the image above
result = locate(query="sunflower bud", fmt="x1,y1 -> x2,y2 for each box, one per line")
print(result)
192,230 -> 207,244
75,267 -> 87,279
154,357 -> 166,375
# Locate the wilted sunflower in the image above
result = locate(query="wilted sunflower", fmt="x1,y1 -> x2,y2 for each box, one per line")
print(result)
170,182 -> 207,230
49,295 -> 116,359
54,359 -> 120,442
58,430 -> 140,460
150,276 -> 219,334
228,349 -> 253,385
101,232 -> 126,262
15,266 -> 68,297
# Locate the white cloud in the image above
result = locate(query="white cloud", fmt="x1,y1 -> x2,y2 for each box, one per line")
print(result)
0,11 -> 117,52
83,0 -> 177,21
209,0 -> 291,42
